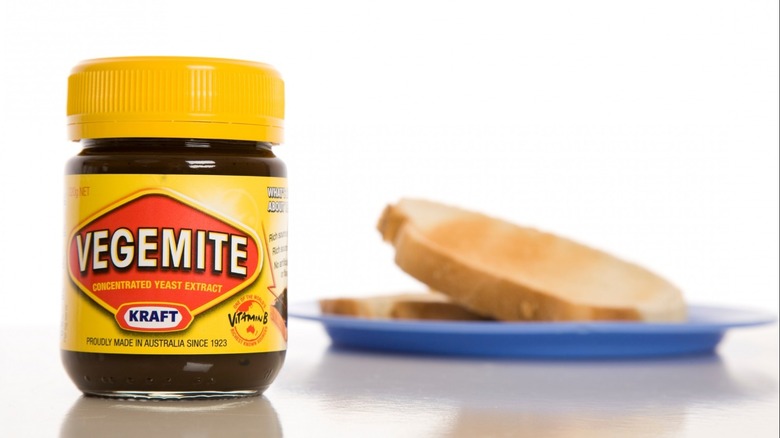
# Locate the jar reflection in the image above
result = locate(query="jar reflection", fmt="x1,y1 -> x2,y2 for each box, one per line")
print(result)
60,396 -> 282,438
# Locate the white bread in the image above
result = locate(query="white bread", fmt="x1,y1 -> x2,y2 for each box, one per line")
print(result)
377,199 -> 686,322
319,292 -> 488,321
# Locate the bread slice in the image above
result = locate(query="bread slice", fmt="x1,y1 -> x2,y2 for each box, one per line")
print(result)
319,292 -> 489,321
377,199 -> 686,322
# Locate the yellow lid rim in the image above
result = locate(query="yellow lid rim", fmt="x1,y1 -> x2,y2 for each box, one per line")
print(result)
70,56 -> 281,75
69,120 -> 284,144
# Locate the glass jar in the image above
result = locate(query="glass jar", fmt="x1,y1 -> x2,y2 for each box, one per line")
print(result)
62,57 -> 288,399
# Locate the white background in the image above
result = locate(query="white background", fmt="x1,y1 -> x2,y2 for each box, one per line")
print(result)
0,0 -> 777,326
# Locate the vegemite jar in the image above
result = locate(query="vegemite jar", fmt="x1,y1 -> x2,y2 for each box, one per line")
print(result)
62,57 -> 288,399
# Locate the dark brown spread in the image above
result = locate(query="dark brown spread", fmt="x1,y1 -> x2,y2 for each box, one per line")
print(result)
62,138 -> 287,397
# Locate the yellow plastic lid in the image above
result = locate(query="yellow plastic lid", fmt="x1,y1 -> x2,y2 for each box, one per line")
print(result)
67,56 -> 284,143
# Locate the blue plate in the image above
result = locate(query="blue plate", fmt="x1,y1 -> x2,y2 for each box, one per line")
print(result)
289,302 -> 776,358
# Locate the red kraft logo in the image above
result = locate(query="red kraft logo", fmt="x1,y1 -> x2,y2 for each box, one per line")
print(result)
67,189 -> 263,332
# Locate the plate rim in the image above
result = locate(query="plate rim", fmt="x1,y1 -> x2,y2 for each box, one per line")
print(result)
289,301 -> 778,335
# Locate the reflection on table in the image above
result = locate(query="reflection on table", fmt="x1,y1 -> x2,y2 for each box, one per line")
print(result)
61,396 -> 282,438
275,337 -> 777,437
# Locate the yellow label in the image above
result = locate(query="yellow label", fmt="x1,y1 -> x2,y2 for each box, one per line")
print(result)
61,174 -> 288,355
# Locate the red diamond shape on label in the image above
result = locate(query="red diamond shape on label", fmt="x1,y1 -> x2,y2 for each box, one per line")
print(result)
67,189 -> 262,332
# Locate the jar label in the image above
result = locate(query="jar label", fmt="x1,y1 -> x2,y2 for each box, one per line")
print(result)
62,174 -> 288,355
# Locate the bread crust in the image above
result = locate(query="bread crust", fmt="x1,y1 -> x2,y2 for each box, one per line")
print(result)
390,301 -> 489,321
319,292 -> 487,321
378,199 -> 686,322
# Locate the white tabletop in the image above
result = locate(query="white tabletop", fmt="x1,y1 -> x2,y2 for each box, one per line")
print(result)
1,320 -> 777,437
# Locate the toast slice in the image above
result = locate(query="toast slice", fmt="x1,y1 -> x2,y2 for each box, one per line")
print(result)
319,292 -> 489,321
377,199 -> 686,322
